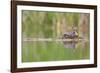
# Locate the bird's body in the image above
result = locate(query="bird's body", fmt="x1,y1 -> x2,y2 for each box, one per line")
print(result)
62,31 -> 78,39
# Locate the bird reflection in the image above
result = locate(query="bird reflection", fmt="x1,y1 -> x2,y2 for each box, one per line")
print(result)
63,41 -> 78,49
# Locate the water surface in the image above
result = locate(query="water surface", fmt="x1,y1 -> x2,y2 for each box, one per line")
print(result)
22,40 -> 90,62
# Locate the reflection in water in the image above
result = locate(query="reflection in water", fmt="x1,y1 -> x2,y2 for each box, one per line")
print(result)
22,39 -> 90,62
62,39 -> 88,49
63,41 -> 78,49
62,40 -> 90,60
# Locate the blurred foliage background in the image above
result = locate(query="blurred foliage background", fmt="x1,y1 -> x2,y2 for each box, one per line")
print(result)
22,11 -> 89,38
